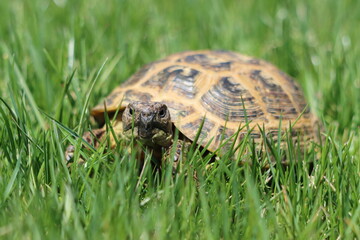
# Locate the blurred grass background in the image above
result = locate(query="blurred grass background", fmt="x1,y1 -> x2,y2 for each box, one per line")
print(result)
0,0 -> 359,239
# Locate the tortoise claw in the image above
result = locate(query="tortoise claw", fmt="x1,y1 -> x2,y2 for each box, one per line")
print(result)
65,145 -> 75,162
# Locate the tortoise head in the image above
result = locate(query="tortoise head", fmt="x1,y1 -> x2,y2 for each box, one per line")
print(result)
122,101 -> 173,147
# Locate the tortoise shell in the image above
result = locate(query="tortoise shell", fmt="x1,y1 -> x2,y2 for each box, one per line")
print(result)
91,50 -> 317,153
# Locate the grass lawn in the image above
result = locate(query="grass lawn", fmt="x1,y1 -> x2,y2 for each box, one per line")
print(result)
0,0 -> 359,239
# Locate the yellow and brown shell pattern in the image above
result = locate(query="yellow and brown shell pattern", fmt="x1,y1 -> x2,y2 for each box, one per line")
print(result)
91,50 -> 318,153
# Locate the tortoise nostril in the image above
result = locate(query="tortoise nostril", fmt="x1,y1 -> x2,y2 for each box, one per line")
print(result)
141,112 -> 150,118
141,111 -> 154,124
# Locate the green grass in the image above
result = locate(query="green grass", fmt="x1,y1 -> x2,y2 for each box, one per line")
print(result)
1,0 -> 360,239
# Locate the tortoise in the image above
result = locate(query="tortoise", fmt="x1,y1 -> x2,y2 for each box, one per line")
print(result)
65,50 -> 318,167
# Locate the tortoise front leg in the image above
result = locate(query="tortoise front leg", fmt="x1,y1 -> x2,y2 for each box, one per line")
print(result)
163,139 -> 191,174
65,128 -> 106,166
65,121 -> 123,166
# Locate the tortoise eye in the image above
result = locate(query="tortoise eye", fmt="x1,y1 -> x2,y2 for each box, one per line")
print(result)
129,107 -> 134,115
159,108 -> 166,118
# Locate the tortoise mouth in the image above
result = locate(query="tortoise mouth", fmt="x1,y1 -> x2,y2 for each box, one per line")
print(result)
138,130 -> 153,139
138,126 -> 167,140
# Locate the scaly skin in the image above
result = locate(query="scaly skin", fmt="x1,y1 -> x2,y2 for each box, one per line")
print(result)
122,102 -> 173,148
162,139 -> 191,174
65,102 -> 190,171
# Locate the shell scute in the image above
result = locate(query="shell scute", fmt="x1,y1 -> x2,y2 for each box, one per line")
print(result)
181,118 -> 216,141
141,65 -> 199,99
174,52 -> 235,71
123,89 -> 153,103
201,76 -> 265,121
214,126 -> 236,149
250,69 -> 300,119
121,63 -> 154,87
